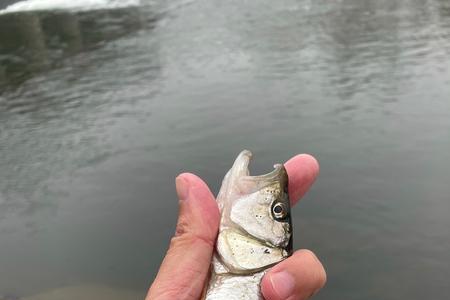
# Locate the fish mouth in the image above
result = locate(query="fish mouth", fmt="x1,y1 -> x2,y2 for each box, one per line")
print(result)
231,150 -> 289,191
228,149 -> 252,178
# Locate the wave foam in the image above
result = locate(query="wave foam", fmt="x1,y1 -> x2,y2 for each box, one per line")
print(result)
0,0 -> 140,14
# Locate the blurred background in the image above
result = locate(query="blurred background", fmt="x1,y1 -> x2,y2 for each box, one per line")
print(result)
0,0 -> 449,299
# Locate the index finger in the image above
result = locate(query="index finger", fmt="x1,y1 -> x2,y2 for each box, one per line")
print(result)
284,154 -> 319,206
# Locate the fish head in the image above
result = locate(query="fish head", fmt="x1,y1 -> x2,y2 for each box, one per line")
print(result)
230,165 -> 292,248
215,150 -> 292,274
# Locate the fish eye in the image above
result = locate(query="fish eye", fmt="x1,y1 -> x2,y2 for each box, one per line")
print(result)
272,202 -> 287,220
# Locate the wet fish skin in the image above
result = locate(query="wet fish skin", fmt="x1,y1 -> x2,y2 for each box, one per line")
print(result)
205,150 -> 292,300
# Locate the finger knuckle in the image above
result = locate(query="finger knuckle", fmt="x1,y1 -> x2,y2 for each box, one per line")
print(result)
170,222 -> 215,249
175,216 -> 190,237
151,285 -> 197,300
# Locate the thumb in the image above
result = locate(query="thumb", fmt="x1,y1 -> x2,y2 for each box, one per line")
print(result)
146,173 -> 220,300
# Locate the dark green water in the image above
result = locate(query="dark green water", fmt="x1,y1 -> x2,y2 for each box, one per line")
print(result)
1,0 -> 449,299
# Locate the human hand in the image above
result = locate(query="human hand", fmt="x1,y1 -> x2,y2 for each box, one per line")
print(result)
146,154 -> 326,300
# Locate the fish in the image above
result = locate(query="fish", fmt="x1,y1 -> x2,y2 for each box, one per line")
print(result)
204,150 -> 292,300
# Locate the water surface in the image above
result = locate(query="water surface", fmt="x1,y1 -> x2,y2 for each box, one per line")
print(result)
1,0 -> 449,299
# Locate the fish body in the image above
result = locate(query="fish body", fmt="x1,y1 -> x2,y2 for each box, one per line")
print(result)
205,150 -> 292,300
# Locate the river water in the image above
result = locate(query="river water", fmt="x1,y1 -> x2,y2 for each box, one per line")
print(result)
0,0 -> 449,299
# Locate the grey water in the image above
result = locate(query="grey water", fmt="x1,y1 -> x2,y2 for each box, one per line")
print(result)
0,0 -> 449,299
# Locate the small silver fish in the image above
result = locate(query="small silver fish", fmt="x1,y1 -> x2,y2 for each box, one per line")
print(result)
204,150 -> 292,300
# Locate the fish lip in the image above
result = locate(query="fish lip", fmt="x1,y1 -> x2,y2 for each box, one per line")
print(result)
231,150 -> 285,181
237,162 -> 289,197
230,149 -> 252,178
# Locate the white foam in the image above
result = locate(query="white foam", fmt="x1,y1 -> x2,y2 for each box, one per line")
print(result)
0,0 -> 140,14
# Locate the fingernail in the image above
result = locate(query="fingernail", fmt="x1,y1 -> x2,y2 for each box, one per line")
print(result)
269,271 -> 295,299
175,175 -> 190,201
